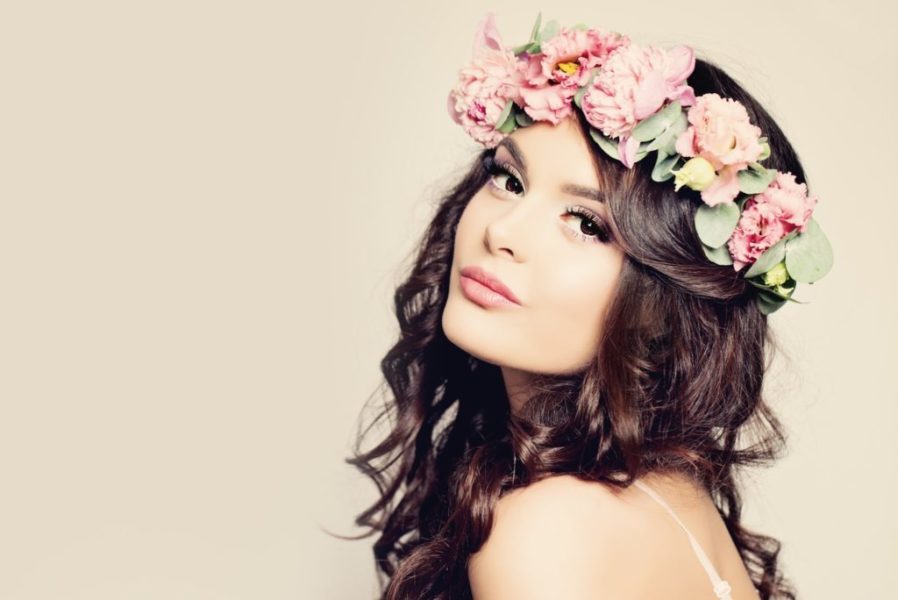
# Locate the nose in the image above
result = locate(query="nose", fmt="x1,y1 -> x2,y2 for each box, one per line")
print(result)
484,194 -> 545,262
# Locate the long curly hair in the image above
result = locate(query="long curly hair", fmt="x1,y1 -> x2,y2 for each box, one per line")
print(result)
340,57 -> 805,599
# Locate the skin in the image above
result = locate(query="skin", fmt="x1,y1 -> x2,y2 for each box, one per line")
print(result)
440,117 -> 759,598
441,117 -> 625,416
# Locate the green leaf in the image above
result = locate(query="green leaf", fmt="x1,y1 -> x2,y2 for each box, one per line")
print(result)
743,232 -> 795,279
694,202 -> 741,248
632,142 -> 651,164
784,218 -> 834,283
494,100 -> 515,128
515,111 -> 534,127
748,280 -> 805,304
701,242 -> 734,266
513,41 -> 541,55
651,152 -> 679,183
737,163 -> 775,195
645,109 -> 688,154
589,128 -> 619,160
496,115 -> 517,134
573,85 -> 589,109
749,280 -> 792,300
573,70 -> 600,109
755,293 -> 787,315
539,20 -> 559,42
631,101 -> 682,142
528,13 -> 542,43
664,111 -> 688,155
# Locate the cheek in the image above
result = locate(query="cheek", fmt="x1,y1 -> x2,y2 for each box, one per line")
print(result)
535,255 -> 623,345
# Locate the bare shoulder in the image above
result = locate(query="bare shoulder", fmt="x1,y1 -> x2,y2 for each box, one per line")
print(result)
467,474 -> 643,600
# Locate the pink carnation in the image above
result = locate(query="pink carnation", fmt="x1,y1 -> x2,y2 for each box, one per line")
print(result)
581,43 -> 697,167
676,93 -> 764,205
518,27 -> 630,125
524,27 -> 630,88
727,171 -> 819,271
447,13 -> 524,147
677,94 -> 764,205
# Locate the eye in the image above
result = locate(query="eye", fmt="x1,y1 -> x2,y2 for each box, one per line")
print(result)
482,155 -> 524,196
562,206 -> 614,245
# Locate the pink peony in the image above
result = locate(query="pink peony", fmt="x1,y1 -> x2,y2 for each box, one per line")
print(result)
581,43 -> 696,166
447,13 -> 524,147
518,83 -> 575,124
675,93 -> 764,172
517,27 -> 630,126
727,171 -> 818,271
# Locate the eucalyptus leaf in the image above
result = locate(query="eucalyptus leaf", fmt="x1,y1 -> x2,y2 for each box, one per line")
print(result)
515,111 -> 534,127
539,20 -> 559,42
651,152 -> 679,183
494,100 -> 515,128
743,235 -> 790,279
528,13 -> 542,43
748,280 -> 805,304
664,111 -> 689,155
784,218 -> 834,283
694,202 -> 740,248
631,101 -> 682,142
701,242 -> 734,266
748,280 -> 794,300
573,85 -> 589,109
737,164 -> 775,195
590,128 -> 619,160
645,109 -> 688,153
632,146 -> 650,164
496,116 -> 517,134
756,294 -> 786,315
512,42 -> 532,55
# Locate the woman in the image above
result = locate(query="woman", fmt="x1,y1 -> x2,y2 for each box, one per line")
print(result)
344,13 -> 833,600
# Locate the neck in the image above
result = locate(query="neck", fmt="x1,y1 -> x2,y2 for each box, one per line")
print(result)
500,366 -> 534,418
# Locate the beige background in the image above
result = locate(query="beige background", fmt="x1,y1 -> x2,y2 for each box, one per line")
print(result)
1,1 -> 895,598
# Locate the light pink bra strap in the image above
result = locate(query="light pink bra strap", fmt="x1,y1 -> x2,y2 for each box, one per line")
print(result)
633,480 -> 733,600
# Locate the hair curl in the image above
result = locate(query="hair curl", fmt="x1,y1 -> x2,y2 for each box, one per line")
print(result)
339,57 -> 804,599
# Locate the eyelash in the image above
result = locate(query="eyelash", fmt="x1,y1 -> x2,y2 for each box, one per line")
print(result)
481,154 -> 613,245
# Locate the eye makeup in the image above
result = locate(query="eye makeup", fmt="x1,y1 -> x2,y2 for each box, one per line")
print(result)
479,153 -> 614,245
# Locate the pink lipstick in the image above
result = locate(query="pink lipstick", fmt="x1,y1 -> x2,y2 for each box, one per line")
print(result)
459,266 -> 522,308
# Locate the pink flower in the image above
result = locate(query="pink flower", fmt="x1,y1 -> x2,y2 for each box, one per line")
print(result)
763,171 -> 818,229
518,84 -> 575,124
727,171 -> 818,271
699,163 -> 741,207
581,43 -> 696,166
675,93 -> 764,172
517,27 -> 629,126
525,27 -> 630,88
447,13 -> 524,147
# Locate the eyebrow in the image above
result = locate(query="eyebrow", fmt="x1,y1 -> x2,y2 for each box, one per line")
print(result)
497,138 -> 606,205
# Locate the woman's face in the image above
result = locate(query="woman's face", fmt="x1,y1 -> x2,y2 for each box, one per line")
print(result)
442,117 -> 626,379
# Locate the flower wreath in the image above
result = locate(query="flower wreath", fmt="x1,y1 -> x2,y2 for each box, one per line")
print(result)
447,13 -> 834,315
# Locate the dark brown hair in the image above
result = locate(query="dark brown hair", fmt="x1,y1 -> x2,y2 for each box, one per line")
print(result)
339,57 -> 805,599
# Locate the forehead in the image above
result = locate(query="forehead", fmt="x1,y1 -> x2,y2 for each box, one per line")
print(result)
498,118 -> 599,187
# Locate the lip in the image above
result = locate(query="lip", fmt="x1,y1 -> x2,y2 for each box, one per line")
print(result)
459,265 -> 522,308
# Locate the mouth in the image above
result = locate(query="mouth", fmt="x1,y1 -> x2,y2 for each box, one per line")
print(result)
459,265 -> 522,308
